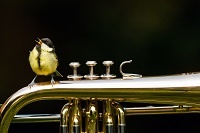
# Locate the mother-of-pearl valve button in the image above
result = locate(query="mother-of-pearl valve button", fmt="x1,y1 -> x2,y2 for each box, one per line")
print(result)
67,62 -> 83,80
101,61 -> 116,79
84,61 -> 99,80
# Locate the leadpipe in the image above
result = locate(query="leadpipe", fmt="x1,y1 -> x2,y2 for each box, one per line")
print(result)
1,73 -> 200,132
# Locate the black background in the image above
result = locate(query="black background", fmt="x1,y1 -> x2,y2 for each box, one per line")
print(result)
1,0 -> 200,133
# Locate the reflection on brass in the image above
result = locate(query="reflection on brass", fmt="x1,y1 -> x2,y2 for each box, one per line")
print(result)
112,102 -> 125,132
1,72 -> 200,132
60,102 -> 72,133
69,99 -> 82,133
86,99 -> 98,133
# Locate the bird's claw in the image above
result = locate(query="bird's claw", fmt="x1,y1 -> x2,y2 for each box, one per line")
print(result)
29,75 -> 37,88
28,81 -> 36,88
51,78 -> 55,87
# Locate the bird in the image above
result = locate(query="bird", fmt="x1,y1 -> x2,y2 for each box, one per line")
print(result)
28,38 -> 63,87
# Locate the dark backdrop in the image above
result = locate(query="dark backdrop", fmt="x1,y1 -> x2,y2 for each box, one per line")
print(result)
1,0 -> 200,133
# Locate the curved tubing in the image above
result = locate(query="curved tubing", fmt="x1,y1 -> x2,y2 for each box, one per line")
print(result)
1,73 -> 200,132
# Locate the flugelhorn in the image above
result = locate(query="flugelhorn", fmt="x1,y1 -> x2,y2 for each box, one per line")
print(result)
1,60 -> 200,133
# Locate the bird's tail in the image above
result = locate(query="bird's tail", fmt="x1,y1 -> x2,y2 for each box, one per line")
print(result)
54,70 -> 63,77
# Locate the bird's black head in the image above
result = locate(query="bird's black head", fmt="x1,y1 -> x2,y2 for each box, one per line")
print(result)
41,38 -> 54,48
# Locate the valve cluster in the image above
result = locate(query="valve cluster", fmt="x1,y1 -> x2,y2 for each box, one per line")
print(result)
67,61 -> 116,80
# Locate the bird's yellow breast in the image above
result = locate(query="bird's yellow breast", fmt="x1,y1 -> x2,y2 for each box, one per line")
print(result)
29,47 -> 58,76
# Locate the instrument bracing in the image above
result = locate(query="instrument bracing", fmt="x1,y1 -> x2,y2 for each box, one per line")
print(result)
1,60 -> 200,133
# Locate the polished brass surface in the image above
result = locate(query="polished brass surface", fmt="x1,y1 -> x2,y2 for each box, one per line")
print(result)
60,102 -> 73,133
101,61 -> 116,79
69,99 -> 82,133
119,60 -> 142,79
103,100 -> 114,133
84,61 -> 99,80
85,99 -> 98,133
11,105 -> 200,123
112,102 -> 125,128
1,73 -> 200,132
67,62 -> 83,80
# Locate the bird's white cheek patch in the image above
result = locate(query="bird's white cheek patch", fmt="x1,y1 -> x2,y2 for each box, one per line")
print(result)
41,43 -> 53,52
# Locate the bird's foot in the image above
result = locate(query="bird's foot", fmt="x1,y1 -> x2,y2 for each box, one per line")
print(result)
28,81 -> 36,88
51,77 -> 56,87
28,75 -> 37,88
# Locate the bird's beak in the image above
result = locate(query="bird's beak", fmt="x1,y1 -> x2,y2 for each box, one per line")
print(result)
35,38 -> 43,45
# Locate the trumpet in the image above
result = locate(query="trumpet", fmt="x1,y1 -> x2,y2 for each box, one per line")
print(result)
1,60 -> 200,133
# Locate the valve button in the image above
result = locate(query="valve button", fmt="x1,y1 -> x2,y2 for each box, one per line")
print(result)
101,60 -> 116,79
69,62 -> 81,68
67,62 -> 83,80
84,61 -> 99,80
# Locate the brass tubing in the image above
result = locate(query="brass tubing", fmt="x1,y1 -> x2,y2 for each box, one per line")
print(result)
13,114 -> 60,123
11,105 -> 200,124
2,73 -> 200,132
125,105 -> 200,115
112,102 -> 125,133
103,100 -> 114,133
60,102 -> 73,133
69,99 -> 82,133
85,100 -> 98,133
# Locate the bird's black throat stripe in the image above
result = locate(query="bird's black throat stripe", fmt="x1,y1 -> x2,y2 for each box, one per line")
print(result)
36,45 -> 41,69
35,45 -> 55,69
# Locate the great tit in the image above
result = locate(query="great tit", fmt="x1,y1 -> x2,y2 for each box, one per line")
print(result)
28,38 -> 63,87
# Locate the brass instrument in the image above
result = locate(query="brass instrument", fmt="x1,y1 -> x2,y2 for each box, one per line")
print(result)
1,60 -> 200,133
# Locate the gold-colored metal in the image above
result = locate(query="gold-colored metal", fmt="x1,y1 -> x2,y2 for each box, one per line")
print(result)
112,102 -> 125,133
103,100 -> 114,133
85,99 -> 98,133
1,73 -> 200,132
60,102 -> 73,133
69,99 -> 82,133
10,105 -> 199,124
